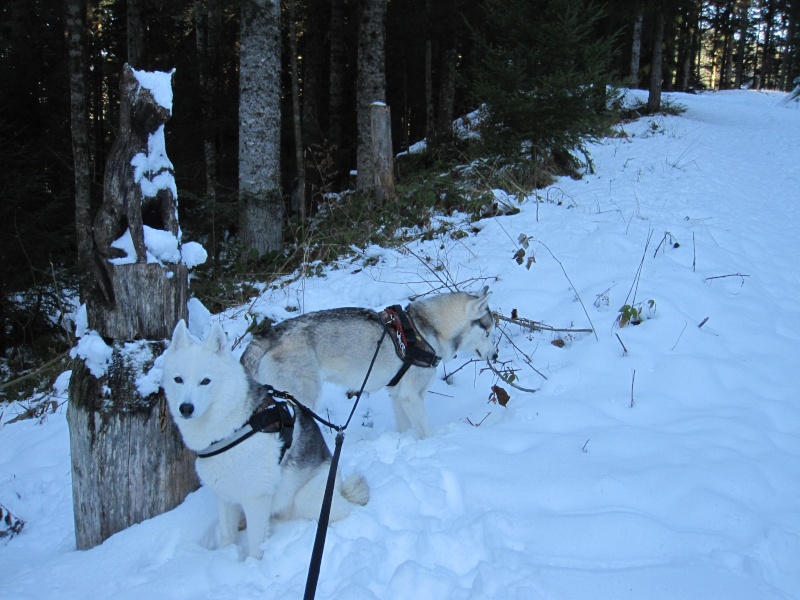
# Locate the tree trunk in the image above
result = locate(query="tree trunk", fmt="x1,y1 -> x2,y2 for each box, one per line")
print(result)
356,0 -> 387,197
630,4 -> 644,87
68,344 -> 198,550
127,0 -> 144,68
88,263 -> 189,341
734,5 -> 749,89
65,0 -> 93,276
720,1 -> 734,89
69,65 -> 198,551
425,38 -> 434,140
194,0 -> 218,202
761,0 -> 776,89
425,0 -> 434,139
239,0 -> 283,258
329,0 -> 347,153
288,0 -> 306,222
681,18 -> 696,91
783,6 -> 797,91
647,6 -> 665,113
370,103 -> 394,207
675,3 -> 695,91
436,41 -> 458,139
302,0 -> 326,141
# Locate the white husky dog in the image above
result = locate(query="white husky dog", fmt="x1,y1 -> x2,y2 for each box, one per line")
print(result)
241,288 -> 497,438
162,320 -> 369,559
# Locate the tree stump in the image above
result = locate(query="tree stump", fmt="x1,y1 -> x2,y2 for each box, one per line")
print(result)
370,102 -> 395,207
68,65 -> 199,550
67,343 -> 198,550
87,262 -> 188,341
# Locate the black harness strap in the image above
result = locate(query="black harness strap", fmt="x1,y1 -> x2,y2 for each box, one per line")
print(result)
195,387 -> 295,461
381,305 -> 441,387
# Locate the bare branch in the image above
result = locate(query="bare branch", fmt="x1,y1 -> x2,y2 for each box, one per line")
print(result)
494,312 -> 593,334
483,361 -> 539,393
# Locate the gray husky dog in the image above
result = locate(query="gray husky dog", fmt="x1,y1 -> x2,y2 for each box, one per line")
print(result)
162,320 -> 369,559
241,288 -> 497,438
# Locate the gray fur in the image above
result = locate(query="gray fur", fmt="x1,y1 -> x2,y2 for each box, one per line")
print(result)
241,288 -> 497,438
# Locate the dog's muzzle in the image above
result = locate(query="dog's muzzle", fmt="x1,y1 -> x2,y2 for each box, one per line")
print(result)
179,402 -> 195,417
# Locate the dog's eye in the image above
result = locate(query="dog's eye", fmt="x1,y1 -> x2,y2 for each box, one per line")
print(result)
173,376 -> 183,384
200,377 -> 211,386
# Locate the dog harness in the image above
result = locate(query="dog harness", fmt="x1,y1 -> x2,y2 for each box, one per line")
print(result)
195,385 -> 295,461
380,305 -> 441,386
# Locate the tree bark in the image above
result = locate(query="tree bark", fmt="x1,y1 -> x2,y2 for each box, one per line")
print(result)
239,0 -> 283,258
65,0 -> 93,276
302,0 -> 326,141
370,103 -> 394,207
91,65 -> 180,304
329,0 -> 347,153
647,6 -> 665,113
436,42 -> 458,139
87,262 -> 189,341
127,0 -> 144,68
425,38 -> 434,140
194,0 -> 218,202
356,0 -> 387,197
68,343 -> 198,550
761,0 -> 776,89
288,0 -> 306,222
630,4 -> 644,87
69,65 -> 197,551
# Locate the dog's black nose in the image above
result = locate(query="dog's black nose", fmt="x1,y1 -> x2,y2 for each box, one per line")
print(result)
179,402 -> 194,417
490,352 -> 498,361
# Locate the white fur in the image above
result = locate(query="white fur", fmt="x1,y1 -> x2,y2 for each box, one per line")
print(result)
162,320 -> 368,558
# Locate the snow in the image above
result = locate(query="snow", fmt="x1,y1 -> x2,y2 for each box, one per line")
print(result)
110,227 -> 207,267
110,67 -> 206,270
69,331 -> 113,378
132,67 -> 175,113
2,89 -> 799,599
131,124 -> 178,200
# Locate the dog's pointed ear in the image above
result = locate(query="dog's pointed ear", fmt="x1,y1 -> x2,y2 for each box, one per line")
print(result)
170,319 -> 191,350
204,322 -> 230,356
468,286 -> 492,317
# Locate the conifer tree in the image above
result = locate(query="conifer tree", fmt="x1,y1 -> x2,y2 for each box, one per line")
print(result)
469,0 -> 619,170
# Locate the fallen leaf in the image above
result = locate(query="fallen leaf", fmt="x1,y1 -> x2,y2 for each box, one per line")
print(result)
491,385 -> 510,407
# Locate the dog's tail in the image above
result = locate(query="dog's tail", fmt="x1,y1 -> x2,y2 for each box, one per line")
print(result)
341,473 -> 370,506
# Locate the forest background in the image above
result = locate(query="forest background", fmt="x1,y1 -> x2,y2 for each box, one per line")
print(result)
1,0 -> 799,399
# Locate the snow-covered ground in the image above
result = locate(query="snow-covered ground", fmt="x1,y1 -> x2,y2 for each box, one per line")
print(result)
2,89 -> 799,599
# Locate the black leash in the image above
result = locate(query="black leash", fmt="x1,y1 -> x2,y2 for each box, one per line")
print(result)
302,325 -> 388,600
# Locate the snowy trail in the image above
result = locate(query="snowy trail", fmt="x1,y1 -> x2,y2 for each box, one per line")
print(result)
1,90 -> 799,600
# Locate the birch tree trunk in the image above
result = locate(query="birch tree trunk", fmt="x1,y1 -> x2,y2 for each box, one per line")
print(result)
65,0 -> 93,275
356,0 -> 387,198
239,0 -> 283,258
